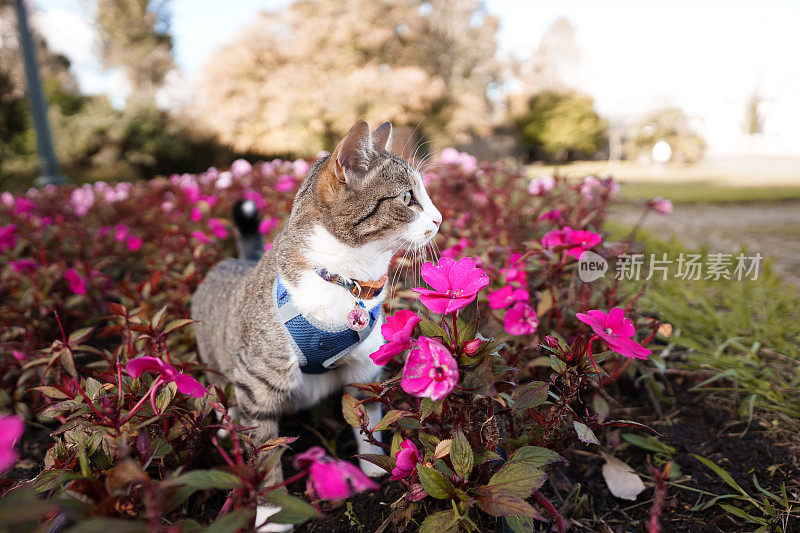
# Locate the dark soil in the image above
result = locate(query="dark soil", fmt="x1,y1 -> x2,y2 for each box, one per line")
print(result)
6,372 -> 799,532
288,373 -> 800,532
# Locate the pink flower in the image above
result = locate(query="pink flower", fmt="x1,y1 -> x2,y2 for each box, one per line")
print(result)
114,224 -> 129,242
580,176 -> 619,199
500,253 -> 527,286
648,197 -> 673,215
259,217 -> 280,235
208,218 -> 228,239
538,209 -> 562,221
1,192 -> 13,207
528,174 -> 555,196
503,302 -> 539,335
215,171 -> 233,190
542,227 -> 602,259
441,238 -> 470,260
126,235 -> 143,251
244,189 -> 267,210
487,285 -> 530,310
541,229 -> 566,249
69,185 -> 95,216
126,356 -> 206,397
391,439 -> 419,480
401,337 -> 459,401
64,268 -> 87,295
190,206 -> 203,222
293,446 -> 378,500
0,224 -> 17,252
463,338 -> 482,354
13,198 -> 35,215
413,257 -> 490,315
12,350 -> 26,361
0,415 -> 24,474
9,258 -> 37,273
576,308 -> 651,360
291,159 -> 310,177
191,231 -> 212,244
370,310 -> 421,365
182,184 -> 201,203
230,159 -> 253,179
564,227 -> 602,259
275,175 -> 296,192
439,147 -> 477,172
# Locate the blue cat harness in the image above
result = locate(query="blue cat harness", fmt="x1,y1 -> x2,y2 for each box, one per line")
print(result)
273,276 -> 382,374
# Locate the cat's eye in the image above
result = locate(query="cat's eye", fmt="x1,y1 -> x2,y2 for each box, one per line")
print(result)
400,191 -> 414,206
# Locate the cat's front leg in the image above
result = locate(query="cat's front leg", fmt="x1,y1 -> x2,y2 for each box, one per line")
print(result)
345,385 -> 386,478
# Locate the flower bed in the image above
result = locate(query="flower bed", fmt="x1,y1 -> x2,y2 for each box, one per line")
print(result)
0,154 -> 673,531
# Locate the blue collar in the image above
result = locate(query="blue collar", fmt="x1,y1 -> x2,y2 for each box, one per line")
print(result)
273,276 -> 381,374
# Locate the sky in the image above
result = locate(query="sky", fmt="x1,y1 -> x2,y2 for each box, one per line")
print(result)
29,0 -> 800,152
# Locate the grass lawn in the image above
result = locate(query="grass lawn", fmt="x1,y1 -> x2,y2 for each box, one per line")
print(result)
526,160 -> 800,203
607,222 -> 800,434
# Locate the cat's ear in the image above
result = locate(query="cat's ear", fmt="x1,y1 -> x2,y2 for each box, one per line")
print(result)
372,121 -> 393,152
331,120 -> 374,184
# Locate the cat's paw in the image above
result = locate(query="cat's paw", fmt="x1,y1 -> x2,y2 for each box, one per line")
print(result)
215,407 -> 239,439
359,457 -> 387,478
256,504 -> 293,532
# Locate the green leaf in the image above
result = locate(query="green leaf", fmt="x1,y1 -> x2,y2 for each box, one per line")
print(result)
505,516 -> 537,533
475,488 -> 537,517
155,381 -> 177,413
455,298 -> 479,342
419,509 -> 459,533
506,446 -> 565,468
84,377 -> 103,400
418,432 -> 440,451
573,421 -> 600,445
342,393 -> 366,428
419,316 -> 448,342
174,470 -> 242,490
417,464 -> 454,499
513,381 -> 549,413
474,448 -> 503,465
205,509 -> 252,533
549,354 -> 567,373
372,409 -> 413,432
622,433 -> 675,455
693,454 -> 757,505
450,429 -> 474,481
488,463 -> 547,498
64,518 -> 147,533
266,492 -> 317,525
420,398 -> 441,421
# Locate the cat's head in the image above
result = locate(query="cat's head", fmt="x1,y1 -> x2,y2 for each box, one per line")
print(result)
298,120 -> 442,251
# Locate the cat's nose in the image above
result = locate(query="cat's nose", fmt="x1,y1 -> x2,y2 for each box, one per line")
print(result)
432,214 -> 442,226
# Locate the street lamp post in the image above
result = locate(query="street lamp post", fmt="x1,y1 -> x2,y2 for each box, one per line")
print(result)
13,0 -> 67,186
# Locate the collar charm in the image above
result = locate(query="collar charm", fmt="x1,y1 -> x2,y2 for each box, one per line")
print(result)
347,301 -> 369,331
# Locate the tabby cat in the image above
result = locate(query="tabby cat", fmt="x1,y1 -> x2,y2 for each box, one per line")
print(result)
191,121 -> 442,530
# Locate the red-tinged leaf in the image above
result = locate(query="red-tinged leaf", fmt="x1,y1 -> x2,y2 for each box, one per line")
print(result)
108,302 -> 126,316
32,386 -> 71,400
151,305 -> 169,330
355,453 -> 394,474
60,349 -> 77,377
475,487 -> 537,517
342,393 -> 366,428
505,446 -> 565,469
163,319 -> 194,335
418,509 -> 458,532
596,419 -> 660,435
68,327 -> 93,346
407,483 -> 427,502
372,409 -> 413,432
513,381 -> 549,413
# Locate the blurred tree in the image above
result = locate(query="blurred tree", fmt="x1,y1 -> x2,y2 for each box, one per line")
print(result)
514,90 -> 606,162
195,0 -> 501,155
508,17 -> 580,117
95,0 -> 174,106
626,108 -> 706,164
